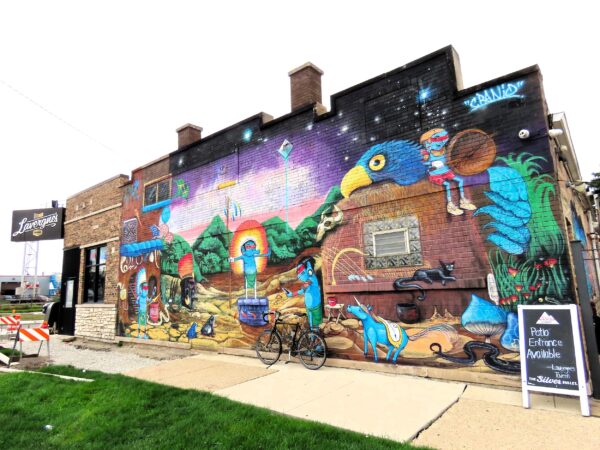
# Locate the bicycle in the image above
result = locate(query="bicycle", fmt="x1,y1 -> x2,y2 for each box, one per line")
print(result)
255,310 -> 327,370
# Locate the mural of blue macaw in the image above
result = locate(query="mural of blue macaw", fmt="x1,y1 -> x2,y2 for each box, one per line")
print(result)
340,132 -> 532,255
340,140 -> 427,198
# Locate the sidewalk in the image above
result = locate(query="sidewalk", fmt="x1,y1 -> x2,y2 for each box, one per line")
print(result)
124,350 -> 600,448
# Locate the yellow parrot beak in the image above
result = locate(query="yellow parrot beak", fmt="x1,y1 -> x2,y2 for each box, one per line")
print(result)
341,165 -> 372,198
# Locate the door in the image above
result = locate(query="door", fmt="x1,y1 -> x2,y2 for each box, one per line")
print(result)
59,247 -> 80,335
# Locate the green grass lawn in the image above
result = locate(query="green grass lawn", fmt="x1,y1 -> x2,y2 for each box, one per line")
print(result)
0,347 -> 22,357
0,366 -> 426,450
0,312 -> 43,321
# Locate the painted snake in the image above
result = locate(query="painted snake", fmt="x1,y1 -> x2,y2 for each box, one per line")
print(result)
430,341 -> 520,374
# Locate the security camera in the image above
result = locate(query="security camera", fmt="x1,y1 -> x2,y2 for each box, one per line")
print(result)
518,129 -> 530,139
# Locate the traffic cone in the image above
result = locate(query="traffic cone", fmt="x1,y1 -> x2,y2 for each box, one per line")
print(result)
41,320 -> 48,329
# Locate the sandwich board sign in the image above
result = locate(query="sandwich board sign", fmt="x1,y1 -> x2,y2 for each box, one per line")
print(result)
518,305 -> 590,416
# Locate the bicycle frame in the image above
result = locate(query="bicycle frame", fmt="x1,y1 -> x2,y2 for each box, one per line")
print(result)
257,310 -> 327,370
265,311 -> 306,357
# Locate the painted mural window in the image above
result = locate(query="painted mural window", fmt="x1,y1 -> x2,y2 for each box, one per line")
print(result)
144,178 -> 171,207
122,218 -> 138,245
363,215 -> 422,269
84,245 -> 106,303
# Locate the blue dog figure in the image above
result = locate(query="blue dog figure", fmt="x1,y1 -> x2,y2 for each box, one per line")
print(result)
347,300 -> 408,362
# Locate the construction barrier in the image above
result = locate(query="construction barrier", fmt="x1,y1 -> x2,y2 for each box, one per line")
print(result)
1,325 -> 50,368
18,327 -> 50,342
0,315 -> 21,333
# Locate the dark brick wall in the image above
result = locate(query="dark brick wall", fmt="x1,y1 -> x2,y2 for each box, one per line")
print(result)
113,47 -> 577,375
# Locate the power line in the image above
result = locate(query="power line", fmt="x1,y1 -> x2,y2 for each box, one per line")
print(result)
0,78 -> 118,154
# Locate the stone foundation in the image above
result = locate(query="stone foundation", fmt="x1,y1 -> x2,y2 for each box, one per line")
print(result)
75,304 -> 117,341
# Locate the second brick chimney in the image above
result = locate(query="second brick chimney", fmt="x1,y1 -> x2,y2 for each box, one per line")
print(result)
289,62 -> 324,112
176,123 -> 203,149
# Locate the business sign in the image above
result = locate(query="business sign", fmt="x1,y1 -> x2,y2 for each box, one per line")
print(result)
11,208 -> 65,242
518,305 -> 590,416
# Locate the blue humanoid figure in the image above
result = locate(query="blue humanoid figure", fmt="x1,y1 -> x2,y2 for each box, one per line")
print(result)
135,268 -> 149,339
420,128 -> 476,216
284,257 -> 323,330
229,239 -> 271,299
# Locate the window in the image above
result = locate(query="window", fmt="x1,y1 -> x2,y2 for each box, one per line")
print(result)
144,178 -> 171,207
363,215 -> 422,269
372,229 -> 409,257
84,245 -> 106,303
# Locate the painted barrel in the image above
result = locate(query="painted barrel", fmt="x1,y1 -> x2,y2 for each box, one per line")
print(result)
237,297 -> 269,327
396,303 -> 420,324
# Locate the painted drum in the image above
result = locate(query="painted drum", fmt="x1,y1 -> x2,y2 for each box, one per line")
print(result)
447,129 -> 496,176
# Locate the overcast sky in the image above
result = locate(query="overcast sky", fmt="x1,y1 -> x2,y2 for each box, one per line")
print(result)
1,1 -> 596,277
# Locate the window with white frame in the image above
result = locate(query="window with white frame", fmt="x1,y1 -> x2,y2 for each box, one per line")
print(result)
363,215 -> 422,269
372,229 -> 409,257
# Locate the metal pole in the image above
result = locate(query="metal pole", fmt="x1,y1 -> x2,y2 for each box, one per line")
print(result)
586,210 -> 600,297
20,242 -> 27,296
226,196 -> 232,310
33,241 -> 39,299
284,158 -> 288,228
570,240 -> 600,399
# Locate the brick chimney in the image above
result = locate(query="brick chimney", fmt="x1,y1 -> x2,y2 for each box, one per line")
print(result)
289,62 -> 324,112
176,123 -> 203,149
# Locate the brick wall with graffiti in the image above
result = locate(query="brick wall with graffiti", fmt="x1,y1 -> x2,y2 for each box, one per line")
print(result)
117,47 -> 575,376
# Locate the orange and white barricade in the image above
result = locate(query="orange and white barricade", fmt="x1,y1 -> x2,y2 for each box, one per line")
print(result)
4,325 -> 50,368
0,315 -> 21,335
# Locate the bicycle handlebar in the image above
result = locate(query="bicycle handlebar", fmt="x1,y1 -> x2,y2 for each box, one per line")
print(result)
262,310 -> 307,323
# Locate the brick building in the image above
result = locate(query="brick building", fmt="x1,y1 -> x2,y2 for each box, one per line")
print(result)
64,46 -> 599,384
61,174 -> 129,339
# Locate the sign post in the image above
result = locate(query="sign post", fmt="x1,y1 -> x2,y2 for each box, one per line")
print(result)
518,305 -> 590,416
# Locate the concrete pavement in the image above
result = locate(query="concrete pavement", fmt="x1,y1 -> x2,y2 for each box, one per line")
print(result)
126,351 -> 465,442
124,350 -> 600,447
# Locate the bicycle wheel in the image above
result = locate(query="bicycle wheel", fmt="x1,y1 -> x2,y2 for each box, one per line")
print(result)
255,330 -> 282,366
297,331 -> 327,370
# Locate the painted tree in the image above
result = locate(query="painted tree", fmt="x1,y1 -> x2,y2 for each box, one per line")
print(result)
263,216 -> 302,264
296,186 -> 344,248
161,234 -> 202,281
192,215 -> 232,274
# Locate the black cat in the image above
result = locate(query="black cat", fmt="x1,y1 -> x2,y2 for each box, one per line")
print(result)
201,315 -> 216,337
393,261 -> 456,301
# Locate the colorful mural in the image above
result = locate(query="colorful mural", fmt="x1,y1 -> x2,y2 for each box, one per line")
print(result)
117,48 -> 575,377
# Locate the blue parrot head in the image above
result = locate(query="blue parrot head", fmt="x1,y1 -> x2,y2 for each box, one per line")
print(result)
340,140 -> 427,198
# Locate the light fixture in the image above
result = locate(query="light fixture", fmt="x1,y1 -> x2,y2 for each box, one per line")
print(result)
567,180 -> 592,195
548,128 -> 564,138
